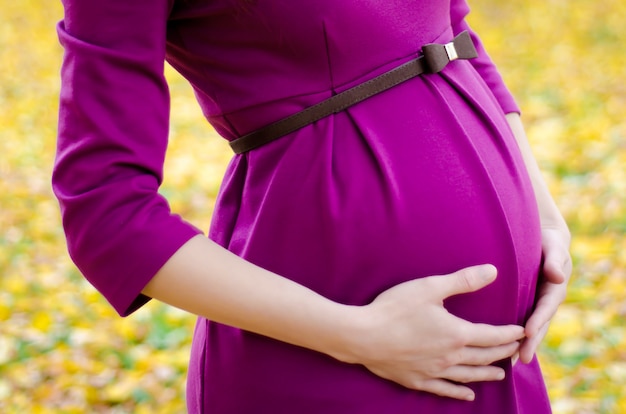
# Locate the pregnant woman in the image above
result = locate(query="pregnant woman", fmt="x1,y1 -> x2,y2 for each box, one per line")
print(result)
54,0 -> 572,412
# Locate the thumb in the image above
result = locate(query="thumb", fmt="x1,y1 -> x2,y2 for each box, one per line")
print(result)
434,264 -> 498,299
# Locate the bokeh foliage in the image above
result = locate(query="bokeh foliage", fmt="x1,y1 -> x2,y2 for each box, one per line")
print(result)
1,0 -> 624,412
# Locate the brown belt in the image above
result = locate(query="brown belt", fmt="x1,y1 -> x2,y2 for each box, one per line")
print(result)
229,31 -> 478,154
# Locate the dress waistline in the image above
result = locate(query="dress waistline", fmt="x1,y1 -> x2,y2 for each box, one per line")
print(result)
229,30 -> 477,154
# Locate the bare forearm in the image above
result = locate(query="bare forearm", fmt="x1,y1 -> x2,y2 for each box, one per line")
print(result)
142,234 -> 357,362
506,112 -> 569,231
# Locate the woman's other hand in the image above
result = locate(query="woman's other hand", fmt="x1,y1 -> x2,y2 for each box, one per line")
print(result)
504,112 -> 572,365
519,226 -> 572,364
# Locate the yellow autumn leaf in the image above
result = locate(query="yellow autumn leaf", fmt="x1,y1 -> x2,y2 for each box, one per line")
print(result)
31,311 -> 54,333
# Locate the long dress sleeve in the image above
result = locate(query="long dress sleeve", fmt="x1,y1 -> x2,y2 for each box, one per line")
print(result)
54,0 -> 203,316
450,0 -> 520,114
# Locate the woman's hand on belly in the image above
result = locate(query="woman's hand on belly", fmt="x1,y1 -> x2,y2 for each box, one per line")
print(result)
343,264 -> 525,402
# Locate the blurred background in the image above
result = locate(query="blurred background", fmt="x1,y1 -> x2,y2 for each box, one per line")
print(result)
0,0 -> 624,412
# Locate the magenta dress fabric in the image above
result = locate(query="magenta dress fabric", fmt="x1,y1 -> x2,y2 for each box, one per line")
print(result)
55,0 -> 551,412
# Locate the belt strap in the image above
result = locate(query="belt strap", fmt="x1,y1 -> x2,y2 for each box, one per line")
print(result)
229,31 -> 477,154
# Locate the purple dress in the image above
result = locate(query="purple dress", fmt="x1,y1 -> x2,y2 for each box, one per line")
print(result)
55,0 -> 551,412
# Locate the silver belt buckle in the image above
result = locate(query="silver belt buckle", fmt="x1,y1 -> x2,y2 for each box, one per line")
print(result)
444,41 -> 458,62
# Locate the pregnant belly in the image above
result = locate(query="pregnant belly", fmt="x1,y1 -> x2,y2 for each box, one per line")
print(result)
216,71 -> 541,327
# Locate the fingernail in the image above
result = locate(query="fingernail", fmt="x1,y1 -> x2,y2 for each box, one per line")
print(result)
497,371 -> 505,380
479,264 -> 497,280
465,393 -> 475,402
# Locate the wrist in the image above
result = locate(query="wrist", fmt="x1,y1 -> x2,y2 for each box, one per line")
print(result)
320,304 -> 374,366
538,206 -> 570,236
